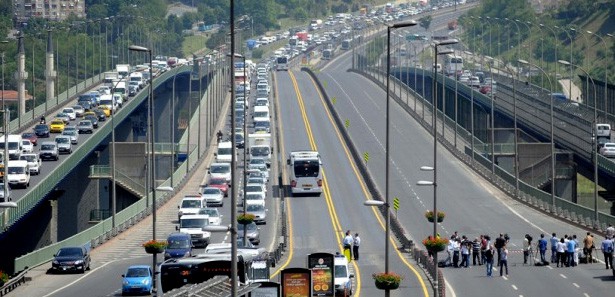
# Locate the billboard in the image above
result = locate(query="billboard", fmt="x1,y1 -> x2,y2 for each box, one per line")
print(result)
281,268 -> 311,297
307,253 -> 334,296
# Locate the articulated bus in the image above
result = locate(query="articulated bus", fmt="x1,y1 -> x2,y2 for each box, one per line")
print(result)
160,253 -> 254,293
287,151 -> 323,195
276,55 -> 288,71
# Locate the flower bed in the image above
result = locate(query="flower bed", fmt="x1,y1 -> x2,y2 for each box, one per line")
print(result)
372,272 -> 402,290
422,236 -> 449,252
425,210 -> 445,222
143,240 -> 167,254
237,213 -> 255,225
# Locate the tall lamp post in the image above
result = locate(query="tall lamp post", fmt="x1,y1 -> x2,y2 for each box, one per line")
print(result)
558,59 -> 599,223
416,38 -> 457,297
228,0 -> 239,295
519,59 -> 555,208
363,19 -> 417,297
586,31 -> 609,120
128,45 -> 173,292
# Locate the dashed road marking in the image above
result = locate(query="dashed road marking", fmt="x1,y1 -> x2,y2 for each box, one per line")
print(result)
573,283 -> 579,288
559,274 -> 567,279
511,285 -> 518,290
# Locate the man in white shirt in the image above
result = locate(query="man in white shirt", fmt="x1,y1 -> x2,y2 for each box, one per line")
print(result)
353,233 -> 361,260
343,230 -> 354,260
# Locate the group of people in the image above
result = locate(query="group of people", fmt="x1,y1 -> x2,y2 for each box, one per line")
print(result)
343,230 -> 361,261
437,225 -> 615,277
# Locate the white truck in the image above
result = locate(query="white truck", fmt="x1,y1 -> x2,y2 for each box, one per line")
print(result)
310,19 -> 323,31
103,72 -> 119,86
176,214 -> 210,248
248,133 -> 271,167
116,64 -> 130,78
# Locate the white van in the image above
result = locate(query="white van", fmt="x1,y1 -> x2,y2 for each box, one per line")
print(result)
253,106 -> 270,122
7,160 -> 30,188
215,141 -> 233,163
0,134 -> 23,160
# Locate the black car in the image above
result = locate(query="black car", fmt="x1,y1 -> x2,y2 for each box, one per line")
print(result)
93,109 -> 107,121
77,100 -> 93,111
51,246 -> 91,273
34,124 -> 50,138
84,115 -> 99,128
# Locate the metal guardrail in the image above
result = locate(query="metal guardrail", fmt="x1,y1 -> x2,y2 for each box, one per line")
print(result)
0,269 -> 28,296
0,66 -> 193,232
13,65 -> 227,274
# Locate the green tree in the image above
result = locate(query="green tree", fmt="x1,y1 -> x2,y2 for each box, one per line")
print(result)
419,16 -> 432,30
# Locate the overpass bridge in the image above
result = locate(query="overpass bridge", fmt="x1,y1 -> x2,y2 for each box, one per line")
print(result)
1,58 -> 230,274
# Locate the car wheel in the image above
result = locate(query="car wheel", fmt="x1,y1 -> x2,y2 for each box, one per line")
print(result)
55,156 -> 59,161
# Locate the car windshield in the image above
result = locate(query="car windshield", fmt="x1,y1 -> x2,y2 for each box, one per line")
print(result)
218,148 -> 232,155
126,267 -> 150,278
199,209 -> 219,217
56,138 -> 69,144
240,222 -> 257,231
209,179 -> 225,186
254,121 -> 270,128
251,147 -> 270,156
57,247 -> 83,257
35,125 -> 48,130
7,166 -> 25,174
246,186 -> 262,192
335,264 -> 348,277
246,194 -> 263,200
22,133 -> 34,137
254,112 -> 268,118
248,178 -> 264,184
180,218 -> 208,228
41,144 -> 55,150
63,131 -> 76,136
79,122 -> 91,126
22,140 -> 30,145
181,200 -> 201,208
20,155 -> 36,162
63,109 -> 73,113
211,165 -> 230,173
247,204 -> 264,212
167,239 -> 190,249
202,188 -> 220,195
51,121 -> 63,125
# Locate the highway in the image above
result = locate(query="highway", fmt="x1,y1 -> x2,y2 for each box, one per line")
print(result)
315,39 -> 613,296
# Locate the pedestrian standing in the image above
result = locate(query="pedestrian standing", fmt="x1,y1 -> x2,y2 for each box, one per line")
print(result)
566,236 -> 576,267
472,237 -> 482,265
556,238 -> 566,267
583,232 -> 594,264
537,234 -> 548,263
353,233 -> 361,261
495,234 -> 506,263
523,234 -> 531,265
606,224 -> 615,239
484,236 -> 494,277
343,230 -> 354,261
452,238 -> 461,268
480,234 -> 488,264
550,233 -> 559,263
601,237 -> 614,270
499,244 -> 509,276
461,237 -> 470,268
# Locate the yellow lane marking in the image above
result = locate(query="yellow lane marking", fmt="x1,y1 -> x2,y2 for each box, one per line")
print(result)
306,73 -> 430,297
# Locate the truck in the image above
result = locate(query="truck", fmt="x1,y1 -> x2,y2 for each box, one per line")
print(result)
448,20 -> 458,30
103,72 -> 119,86
248,133 -> 271,167
247,39 -> 258,50
296,31 -> 309,42
310,19 -> 323,31
115,64 -> 130,79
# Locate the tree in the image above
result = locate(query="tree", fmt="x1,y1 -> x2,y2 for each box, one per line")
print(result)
419,16 -> 432,30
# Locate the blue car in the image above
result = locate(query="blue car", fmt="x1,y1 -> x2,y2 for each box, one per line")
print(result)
121,265 -> 153,295
164,233 -> 193,259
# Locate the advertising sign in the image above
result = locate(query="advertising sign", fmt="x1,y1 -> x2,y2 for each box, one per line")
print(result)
249,281 -> 280,297
307,253 -> 334,296
281,268 -> 311,297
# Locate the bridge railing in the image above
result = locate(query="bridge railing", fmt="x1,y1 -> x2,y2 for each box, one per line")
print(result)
13,65 -> 226,274
353,66 -> 615,231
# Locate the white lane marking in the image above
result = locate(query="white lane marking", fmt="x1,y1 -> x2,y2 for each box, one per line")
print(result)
42,260 -> 116,297
583,293 -> 590,297
560,274 -> 567,279
502,276 -> 508,280
444,278 -> 458,297
573,283 -> 580,288
511,284 -> 518,290
547,265 -> 553,270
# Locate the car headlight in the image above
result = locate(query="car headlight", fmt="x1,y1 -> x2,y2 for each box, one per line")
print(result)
185,251 -> 191,257
52,260 -> 59,265
142,279 -> 150,285
123,280 -> 129,286
165,252 -> 171,258
74,260 -> 83,265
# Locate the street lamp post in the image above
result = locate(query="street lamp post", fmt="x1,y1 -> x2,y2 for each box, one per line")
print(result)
128,45 -> 173,292
554,26 -> 573,101
484,56 -> 496,175
558,59 -> 599,223
229,0 -> 239,294
519,59 -> 555,209
368,19 -> 417,297
586,31 -> 609,120
502,65 -> 520,197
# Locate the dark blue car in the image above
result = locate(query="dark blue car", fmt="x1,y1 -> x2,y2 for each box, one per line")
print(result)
164,233 -> 192,259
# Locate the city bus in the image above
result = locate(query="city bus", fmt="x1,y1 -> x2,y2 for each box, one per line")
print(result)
341,38 -> 353,50
160,253 -> 255,293
287,151 -> 323,195
276,55 -> 288,71
444,54 -> 463,76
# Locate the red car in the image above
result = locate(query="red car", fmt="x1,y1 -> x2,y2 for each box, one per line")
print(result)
21,132 -> 38,146
204,178 -> 229,197
479,85 -> 492,95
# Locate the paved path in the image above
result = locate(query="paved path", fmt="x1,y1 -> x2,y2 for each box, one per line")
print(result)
558,79 -> 583,102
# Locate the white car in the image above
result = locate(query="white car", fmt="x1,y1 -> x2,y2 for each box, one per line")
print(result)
19,153 -> 41,175
198,208 -> 222,225
62,107 -> 77,120
334,253 -> 354,296
62,129 -> 79,145
240,191 -> 266,207
248,163 -> 269,181
209,163 -> 232,185
177,195 -> 205,219
21,139 -> 34,153
600,142 -> 615,158
245,183 -> 267,195
201,187 -> 224,207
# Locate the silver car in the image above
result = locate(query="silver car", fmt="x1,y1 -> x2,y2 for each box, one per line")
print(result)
54,136 -> 72,154
236,221 -> 260,244
243,202 -> 267,225
62,127 -> 79,144
201,187 -> 224,207
39,141 -> 59,161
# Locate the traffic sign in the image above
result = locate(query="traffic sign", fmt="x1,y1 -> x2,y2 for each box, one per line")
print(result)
363,152 -> 369,162
345,119 -> 350,129
393,197 -> 400,211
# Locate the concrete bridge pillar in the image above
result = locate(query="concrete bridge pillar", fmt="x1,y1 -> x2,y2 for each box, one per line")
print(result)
45,30 -> 56,104
15,32 -> 28,118
49,199 -> 58,243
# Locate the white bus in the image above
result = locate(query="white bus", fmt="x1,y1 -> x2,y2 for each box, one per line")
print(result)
287,151 -> 322,195
276,56 -> 288,71
444,54 -> 463,76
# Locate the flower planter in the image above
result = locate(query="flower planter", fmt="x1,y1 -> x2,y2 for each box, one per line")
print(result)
144,246 -> 165,254
375,280 -> 400,290
422,236 -> 449,253
237,214 -> 255,225
425,244 -> 446,252
425,211 -> 445,223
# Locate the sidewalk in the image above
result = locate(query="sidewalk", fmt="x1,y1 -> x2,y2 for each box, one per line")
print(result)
558,79 -> 583,102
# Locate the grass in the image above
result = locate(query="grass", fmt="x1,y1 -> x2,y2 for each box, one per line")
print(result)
575,173 -> 611,213
182,35 -> 208,57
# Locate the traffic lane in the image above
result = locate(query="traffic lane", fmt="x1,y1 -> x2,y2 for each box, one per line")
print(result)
319,64 -> 613,296
274,71 -> 341,272
293,71 -> 429,297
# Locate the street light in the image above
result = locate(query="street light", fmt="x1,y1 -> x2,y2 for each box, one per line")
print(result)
129,44 -> 169,292
484,56 -> 496,175
558,59 -> 599,224
378,19 -> 416,297
229,1 -> 239,295
519,59 -> 555,210
586,30 -> 609,120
